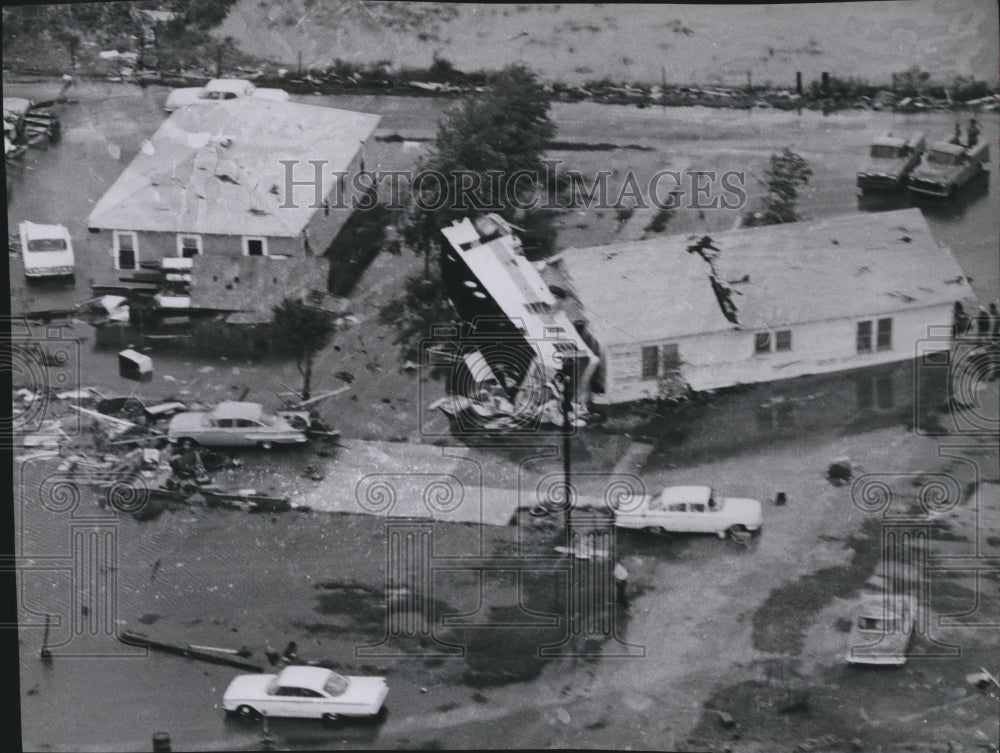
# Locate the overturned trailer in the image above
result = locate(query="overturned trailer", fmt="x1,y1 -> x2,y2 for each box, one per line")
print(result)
436,214 -> 598,430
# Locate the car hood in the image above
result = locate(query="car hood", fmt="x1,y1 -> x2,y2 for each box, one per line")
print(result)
168,412 -> 207,431
252,88 -> 290,102
223,673 -> 274,700
911,162 -> 958,182
858,156 -> 910,176
722,497 -> 763,521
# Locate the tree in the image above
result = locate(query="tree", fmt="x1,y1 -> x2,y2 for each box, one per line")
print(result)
383,64 -> 558,357
272,298 -> 337,401
743,148 -> 812,227
399,63 -> 557,276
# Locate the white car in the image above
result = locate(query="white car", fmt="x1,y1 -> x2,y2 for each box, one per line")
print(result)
19,221 -> 75,278
164,78 -> 290,111
167,401 -> 308,449
846,594 -> 917,666
222,666 -> 388,721
613,485 -> 763,537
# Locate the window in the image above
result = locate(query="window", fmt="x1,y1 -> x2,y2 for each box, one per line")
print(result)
177,234 -> 202,258
666,502 -> 685,512
641,346 -> 659,379
754,332 -> 771,354
213,419 -> 234,428
114,231 -> 137,270
775,330 -> 792,352
242,237 -> 267,257
857,320 -> 873,353
641,343 -> 680,379
661,343 -> 680,371
877,318 -> 893,351
689,503 -> 705,513
757,330 -> 792,354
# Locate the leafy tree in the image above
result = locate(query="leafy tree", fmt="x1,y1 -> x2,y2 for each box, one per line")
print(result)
383,64 -> 557,357
398,63 -> 557,276
272,298 -> 337,400
743,148 -> 812,227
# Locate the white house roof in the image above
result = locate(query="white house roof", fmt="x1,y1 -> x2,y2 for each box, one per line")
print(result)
87,99 -> 380,237
559,209 -> 973,346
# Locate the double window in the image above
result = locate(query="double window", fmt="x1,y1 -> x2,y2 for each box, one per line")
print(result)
755,329 -> 792,354
857,318 -> 893,353
641,343 -> 680,379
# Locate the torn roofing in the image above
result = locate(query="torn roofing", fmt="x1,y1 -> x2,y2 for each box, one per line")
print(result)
558,208 -> 973,346
87,98 -> 380,237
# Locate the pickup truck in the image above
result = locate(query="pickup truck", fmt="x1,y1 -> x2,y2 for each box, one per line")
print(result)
18,221 -> 75,278
856,132 -> 925,191
165,79 -> 289,112
907,140 -> 990,198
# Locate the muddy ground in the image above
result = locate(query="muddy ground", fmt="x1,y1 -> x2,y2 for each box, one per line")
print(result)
8,76 -> 1000,751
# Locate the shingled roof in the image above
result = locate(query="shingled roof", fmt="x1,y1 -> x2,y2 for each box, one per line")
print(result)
87,98 -> 380,237
558,208 -> 974,346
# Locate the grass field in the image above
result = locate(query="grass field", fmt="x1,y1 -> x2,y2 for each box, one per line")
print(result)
216,1 -> 999,88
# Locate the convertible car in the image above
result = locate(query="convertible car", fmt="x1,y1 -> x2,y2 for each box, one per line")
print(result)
222,666 -> 388,721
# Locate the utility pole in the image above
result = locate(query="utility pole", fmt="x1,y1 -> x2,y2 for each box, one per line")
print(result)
560,357 -> 573,534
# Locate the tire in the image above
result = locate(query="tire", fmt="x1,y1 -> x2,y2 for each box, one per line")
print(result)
727,524 -> 749,536
322,712 -> 340,724
644,526 -> 668,535
178,438 -> 198,450
258,440 -> 274,451
237,705 -> 259,720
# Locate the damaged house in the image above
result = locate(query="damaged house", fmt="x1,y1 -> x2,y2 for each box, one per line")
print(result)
438,214 -> 598,428
550,208 -> 974,404
86,97 -> 380,273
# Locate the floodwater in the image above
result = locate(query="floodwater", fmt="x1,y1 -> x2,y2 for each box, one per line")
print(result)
8,80 -> 1000,751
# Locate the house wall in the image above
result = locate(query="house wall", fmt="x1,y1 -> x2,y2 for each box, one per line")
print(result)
600,303 -> 953,404
88,229 -> 302,270
303,146 -> 368,257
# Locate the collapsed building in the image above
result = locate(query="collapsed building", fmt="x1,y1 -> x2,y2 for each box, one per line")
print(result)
438,209 -> 975,418
436,214 -> 598,430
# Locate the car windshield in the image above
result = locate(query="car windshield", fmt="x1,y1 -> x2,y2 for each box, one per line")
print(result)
323,673 -> 349,697
927,150 -> 958,166
27,239 -> 67,252
870,145 -> 901,159
258,414 -> 278,427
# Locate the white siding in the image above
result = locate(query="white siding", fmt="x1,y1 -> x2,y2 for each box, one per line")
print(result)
601,303 -> 954,403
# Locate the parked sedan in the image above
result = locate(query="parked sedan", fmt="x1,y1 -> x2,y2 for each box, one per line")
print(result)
845,594 -> 917,666
222,666 -> 388,721
164,78 -> 290,111
167,401 -> 307,449
613,485 -> 763,537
